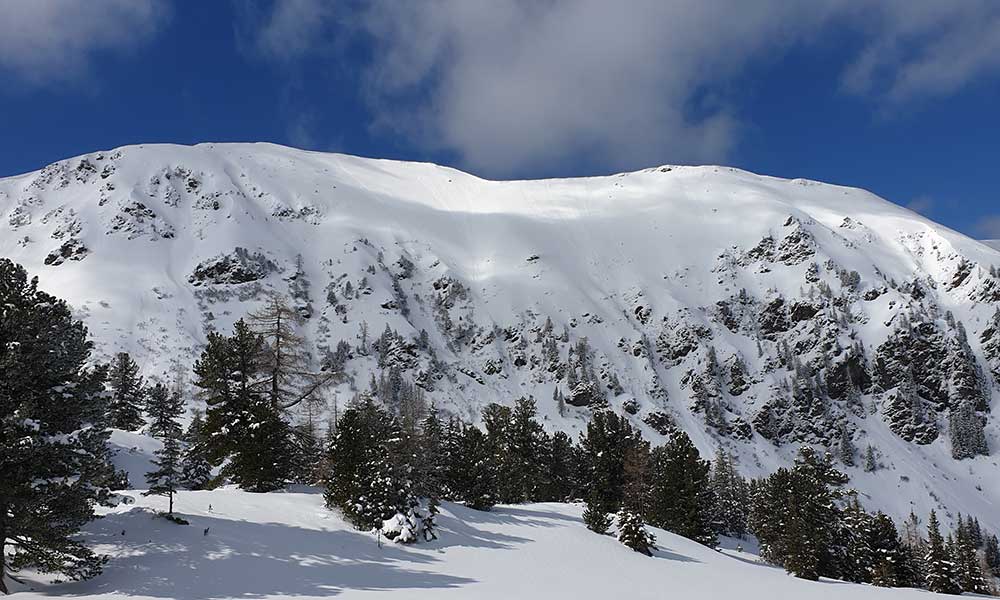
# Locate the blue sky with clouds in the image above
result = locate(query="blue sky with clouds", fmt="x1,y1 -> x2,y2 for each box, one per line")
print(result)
1,1 -> 999,238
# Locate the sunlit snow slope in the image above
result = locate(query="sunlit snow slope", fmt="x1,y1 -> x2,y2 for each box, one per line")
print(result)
2,142 -> 1000,534
4,488 -> 945,600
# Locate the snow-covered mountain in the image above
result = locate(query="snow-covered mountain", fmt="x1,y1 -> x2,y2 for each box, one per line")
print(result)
3,142 -> 999,533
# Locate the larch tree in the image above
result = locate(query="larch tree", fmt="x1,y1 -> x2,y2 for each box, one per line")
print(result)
248,294 -> 339,412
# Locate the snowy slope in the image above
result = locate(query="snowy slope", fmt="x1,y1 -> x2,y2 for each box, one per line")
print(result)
2,142 -> 1000,534
5,487 -> 942,600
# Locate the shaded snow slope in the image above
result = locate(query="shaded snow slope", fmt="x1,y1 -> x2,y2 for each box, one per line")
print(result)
7,488 -> 940,600
2,142 -> 1000,534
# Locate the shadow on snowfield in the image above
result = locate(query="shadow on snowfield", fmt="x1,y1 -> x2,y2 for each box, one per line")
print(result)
43,508 -> 474,599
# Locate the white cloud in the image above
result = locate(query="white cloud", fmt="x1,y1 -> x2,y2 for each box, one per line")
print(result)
239,0 -> 339,63
839,0 -> 1000,103
355,0 -> 845,175
0,0 -> 168,85
241,0 -> 1000,176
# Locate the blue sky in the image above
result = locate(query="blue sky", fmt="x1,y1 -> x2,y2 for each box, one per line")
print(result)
1,1 -> 998,238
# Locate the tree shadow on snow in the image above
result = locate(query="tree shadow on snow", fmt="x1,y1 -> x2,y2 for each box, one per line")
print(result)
41,508 -> 474,599
432,512 -> 533,551
452,504 -> 574,529
649,544 -> 701,564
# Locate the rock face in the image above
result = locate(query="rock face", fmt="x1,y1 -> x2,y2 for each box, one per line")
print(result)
2,142 -> 1000,530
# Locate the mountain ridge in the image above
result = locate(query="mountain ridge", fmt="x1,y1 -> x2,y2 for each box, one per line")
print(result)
2,142 -> 999,535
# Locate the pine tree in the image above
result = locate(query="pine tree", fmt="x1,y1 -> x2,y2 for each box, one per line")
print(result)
617,509 -> 656,556
838,424 -> 855,466
925,510 -> 962,595
194,320 -> 293,492
144,381 -> 185,515
749,448 -> 846,581
869,511 -> 907,588
838,497 -> 875,583
709,449 -> 749,538
583,496 -> 613,534
325,395 -> 413,529
107,352 -> 146,431
984,534 -> 1000,576
580,410 -> 643,532
494,397 -> 548,503
863,445 -> 878,472
179,411 -> 213,490
648,432 -> 716,547
948,399 -> 988,460
0,259 -> 116,593
952,515 -> 991,595
540,431 -> 580,502
290,418 -> 326,485
146,382 -> 184,439
445,422 -> 496,511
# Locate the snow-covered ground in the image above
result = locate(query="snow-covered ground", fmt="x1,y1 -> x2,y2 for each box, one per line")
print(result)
8,487 -> 939,600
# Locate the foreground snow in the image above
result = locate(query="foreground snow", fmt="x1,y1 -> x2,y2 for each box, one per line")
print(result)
10,488 -> 940,599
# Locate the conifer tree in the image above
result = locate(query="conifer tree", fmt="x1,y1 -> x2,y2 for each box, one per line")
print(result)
107,352 -> 146,431
925,510 -> 962,595
709,449 -> 749,538
325,395 -> 413,529
290,417 -> 325,485
952,515 -> 991,595
901,511 -> 928,585
869,511 -> 911,588
583,496 -> 613,535
648,432 -> 716,547
0,259 -> 116,593
622,442 -> 652,516
445,422 -> 496,511
249,294 -> 337,411
948,399 -> 988,460
839,497 -> 875,583
482,403 -> 519,503
749,448 -> 845,581
194,320 -> 293,492
540,431 -> 580,502
617,509 -> 656,556
179,410 -> 213,490
144,381 -> 185,514
863,445 -> 878,472
146,382 -> 183,439
984,534 -> 1000,576
413,407 -> 445,518
580,410 -> 642,532
838,424 -> 855,466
